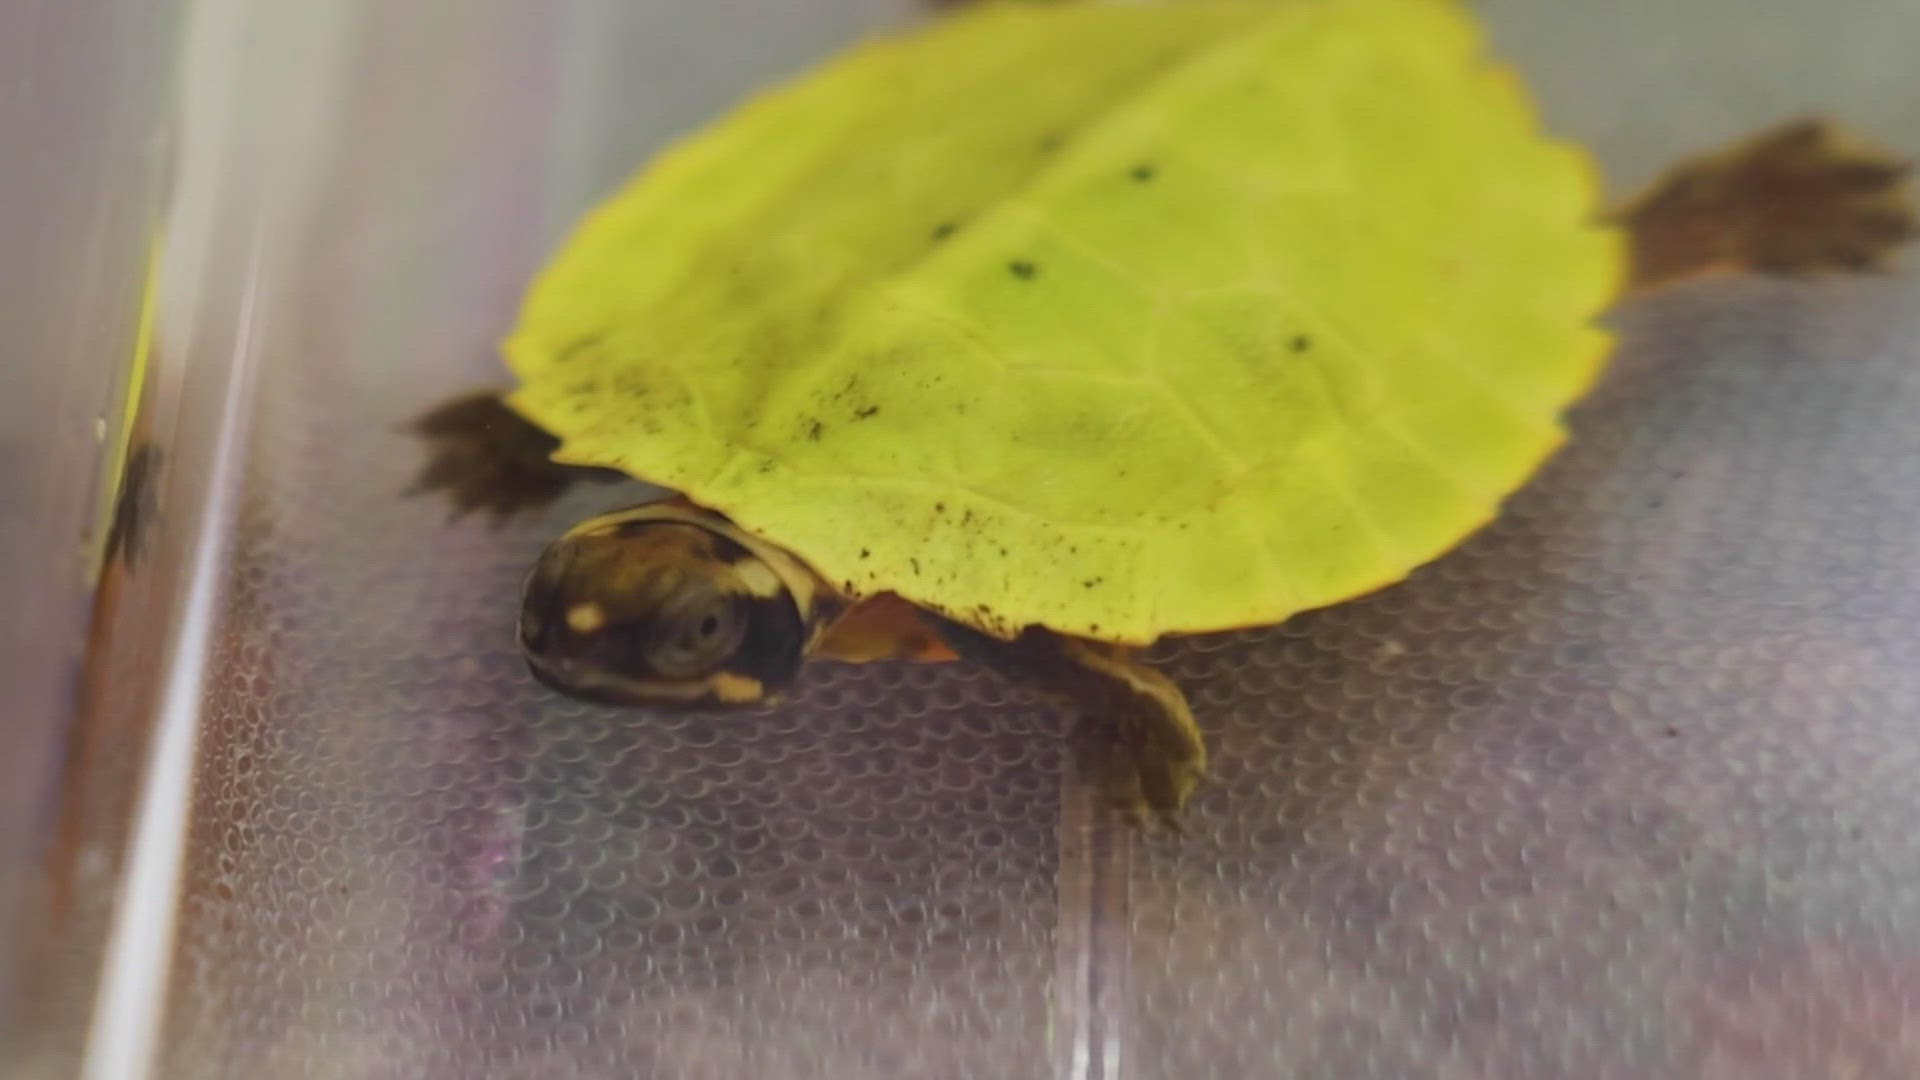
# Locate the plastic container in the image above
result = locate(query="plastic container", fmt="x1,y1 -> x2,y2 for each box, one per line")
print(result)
7,1 -> 1920,1076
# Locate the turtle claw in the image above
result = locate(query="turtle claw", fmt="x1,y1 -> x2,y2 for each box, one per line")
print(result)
1129,751 -> 1203,832
1620,118 -> 1918,292
1122,790 -> 1192,837
927,619 -> 1208,832
405,391 -> 622,523
1074,688 -> 1205,833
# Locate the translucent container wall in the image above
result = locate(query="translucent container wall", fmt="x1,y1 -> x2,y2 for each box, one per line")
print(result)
7,1 -> 1920,1077
1,0 -> 183,1063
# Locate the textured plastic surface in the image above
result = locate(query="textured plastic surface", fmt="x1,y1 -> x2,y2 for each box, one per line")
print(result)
32,1 -> 1920,1078
166,276 -> 1920,1079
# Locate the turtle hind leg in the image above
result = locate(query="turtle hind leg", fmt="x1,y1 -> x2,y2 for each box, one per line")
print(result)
1058,638 -> 1207,827
1617,118 -> 1917,295
929,619 -> 1207,829
406,391 -> 623,522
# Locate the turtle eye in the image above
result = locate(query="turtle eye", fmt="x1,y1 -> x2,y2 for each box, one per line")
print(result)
645,587 -> 747,680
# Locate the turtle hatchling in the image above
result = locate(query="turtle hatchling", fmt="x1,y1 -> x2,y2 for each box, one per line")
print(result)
413,0 -> 1915,822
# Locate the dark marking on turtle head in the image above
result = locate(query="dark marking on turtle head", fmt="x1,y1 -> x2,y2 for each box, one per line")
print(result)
853,405 -> 880,420
1130,163 -> 1158,182
1009,260 -> 1039,280
932,221 -> 959,241
1290,334 -> 1312,353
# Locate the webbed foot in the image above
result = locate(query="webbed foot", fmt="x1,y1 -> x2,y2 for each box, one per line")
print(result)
407,391 -> 623,522
1058,638 -> 1206,829
1619,119 -> 1917,294
930,620 -> 1207,829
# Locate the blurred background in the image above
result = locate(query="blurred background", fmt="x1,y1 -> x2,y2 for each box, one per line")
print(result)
6,1 -> 1920,1076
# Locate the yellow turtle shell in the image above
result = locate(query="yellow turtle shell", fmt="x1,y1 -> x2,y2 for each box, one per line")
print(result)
504,0 -> 1622,644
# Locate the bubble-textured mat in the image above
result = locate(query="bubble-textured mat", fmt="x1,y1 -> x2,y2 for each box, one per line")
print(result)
163,254 -> 1920,1080
148,3 -> 1920,1077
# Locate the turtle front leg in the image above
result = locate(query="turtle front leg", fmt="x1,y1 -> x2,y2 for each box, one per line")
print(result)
407,391 -> 625,521
930,620 -> 1207,826
1617,119 -> 1917,295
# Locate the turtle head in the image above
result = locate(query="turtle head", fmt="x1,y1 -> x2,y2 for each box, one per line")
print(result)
518,502 -> 837,709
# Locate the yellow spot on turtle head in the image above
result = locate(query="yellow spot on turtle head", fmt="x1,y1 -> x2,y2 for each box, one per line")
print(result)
709,671 -> 765,704
567,603 -> 608,634
731,558 -> 785,599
